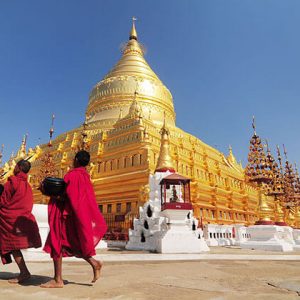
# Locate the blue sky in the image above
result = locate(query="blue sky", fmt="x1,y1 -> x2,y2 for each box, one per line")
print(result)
0,1 -> 299,166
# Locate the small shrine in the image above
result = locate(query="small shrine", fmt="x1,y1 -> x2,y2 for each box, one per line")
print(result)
160,173 -> 192,211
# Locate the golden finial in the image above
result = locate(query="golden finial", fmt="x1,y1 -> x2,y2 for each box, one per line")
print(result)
265,139 -> 269,150
276,145 -> 284,172
128,89 -> 142,118
283,144 -> 288,159
17,134 -> 28,159
48,114 -> 55,147
276,145 -> 282,161
155,116 -> 175,173
227,145 -> 237,164
23,134 -> 28,146
129,17 -> 138,40
0,144 -> 4,165
252,115 -> 256,135
80,119 -> 89,150
294,163 -> 299,176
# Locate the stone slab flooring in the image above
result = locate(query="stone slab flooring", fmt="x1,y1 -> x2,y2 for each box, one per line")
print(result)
0,248 -> 300,299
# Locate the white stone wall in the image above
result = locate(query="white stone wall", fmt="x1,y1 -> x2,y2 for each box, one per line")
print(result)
26,203 -> 107,253
204,224 -> 239,246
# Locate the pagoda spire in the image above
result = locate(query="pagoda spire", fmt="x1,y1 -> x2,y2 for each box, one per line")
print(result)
38,114 -> 56,188
252,115 -> 257,136
128,90 -> 143,119
281,144 -> 298,226
0,144 -> 3,166
129,17 -> 138,40
155,112 -> 175,173
282,144 -> 297,205
227,145 -> 237,164
245,118 -> 274,225
48,114 -> 55,147
17,134 -> 28,159
80,119 -> 89,151
265,142 -> 285,225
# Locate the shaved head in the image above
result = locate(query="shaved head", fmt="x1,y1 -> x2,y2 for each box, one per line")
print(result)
16,160 -> 31,174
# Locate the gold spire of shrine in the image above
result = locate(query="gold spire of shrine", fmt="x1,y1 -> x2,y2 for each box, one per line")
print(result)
17,134 -> 28,159
128,90 -> 143,118
80,120 -> 89,151
39,115 -> 56,184
129,17 -> 138,40
265,142 -> 285,225
227,145 -> 237,164
48,114 -> 55,147
0,144 -> 3,166
155,113 -> 175,173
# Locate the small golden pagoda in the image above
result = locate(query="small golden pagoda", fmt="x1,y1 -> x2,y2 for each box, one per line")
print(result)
2,21 -> 265,230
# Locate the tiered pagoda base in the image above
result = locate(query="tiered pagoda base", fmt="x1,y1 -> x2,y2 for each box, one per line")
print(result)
126,171 -> 209,253
292,229 -> 300,250
240,225 -> 294,252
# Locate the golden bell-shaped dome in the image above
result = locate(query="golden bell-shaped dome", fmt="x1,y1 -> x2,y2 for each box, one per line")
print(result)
86,21 -> 176,128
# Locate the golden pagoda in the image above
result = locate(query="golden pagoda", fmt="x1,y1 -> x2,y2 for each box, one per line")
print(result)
2,21 -> 264,230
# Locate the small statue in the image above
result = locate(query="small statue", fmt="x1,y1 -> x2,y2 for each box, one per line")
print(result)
170,185 -> 179,202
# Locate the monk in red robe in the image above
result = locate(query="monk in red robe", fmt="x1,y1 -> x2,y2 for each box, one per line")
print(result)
0,160 -> 41,283
42,150 -> 107,288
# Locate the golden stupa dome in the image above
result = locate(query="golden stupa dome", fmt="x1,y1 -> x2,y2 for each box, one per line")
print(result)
86,21 -> 176,128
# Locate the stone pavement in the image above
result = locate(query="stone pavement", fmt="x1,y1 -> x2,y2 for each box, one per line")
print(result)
0,247 -> 300,300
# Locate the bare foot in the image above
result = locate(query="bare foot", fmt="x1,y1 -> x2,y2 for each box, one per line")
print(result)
91,260 -> 102,283
8,273 -> 31,284
40,279 -> 64,288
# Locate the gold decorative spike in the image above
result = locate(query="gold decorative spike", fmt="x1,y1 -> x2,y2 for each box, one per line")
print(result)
128,90 -> 143,119
227,145 -> 237,165
155,112 -> 175,173
283,146 -> 297,207
10,151 -> 14,161
49,114 -> 55,147
0,144 -> 4,166
130,17 -> 138,40
80,120 -> 90,150
17,134 -> 28,159
38,114 -> 56,187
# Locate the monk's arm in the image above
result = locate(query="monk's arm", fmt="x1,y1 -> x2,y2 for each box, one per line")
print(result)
0,179 -> 13,207
64,173 -> 80,211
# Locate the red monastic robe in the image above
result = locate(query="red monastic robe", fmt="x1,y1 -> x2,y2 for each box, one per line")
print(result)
0,172 -> 42,264
44,167 -> 107,259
